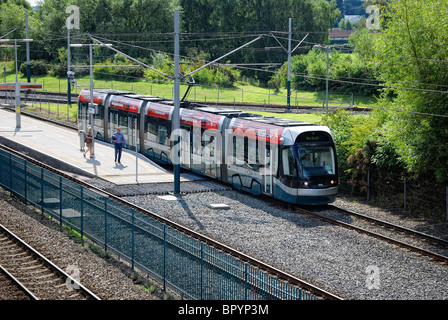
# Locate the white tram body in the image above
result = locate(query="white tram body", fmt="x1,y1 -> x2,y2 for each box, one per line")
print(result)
78,89 -> 338,205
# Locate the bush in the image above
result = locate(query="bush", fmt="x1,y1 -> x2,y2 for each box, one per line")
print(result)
93,64 -> 145,81
50,64 -> 68,78
272,49 -> 379,95
19,60 -> 49,77
194,66 -> 240,87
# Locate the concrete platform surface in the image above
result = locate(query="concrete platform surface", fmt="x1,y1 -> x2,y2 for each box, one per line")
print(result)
0,109 -> 197,185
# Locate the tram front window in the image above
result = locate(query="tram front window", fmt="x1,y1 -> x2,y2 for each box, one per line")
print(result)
297,145 -> 336,179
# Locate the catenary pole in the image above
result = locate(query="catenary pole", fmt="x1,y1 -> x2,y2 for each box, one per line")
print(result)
287,18 -> 291,112
25,9 -> 30,83
326,45 -> 329,112
67,26 -> 71,108
89,44 -> 95,157
173,9 -> 181,195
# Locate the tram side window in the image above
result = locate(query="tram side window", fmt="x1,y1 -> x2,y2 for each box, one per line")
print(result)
130,117 -> 136,130
119,113 -> 128,135
79,102 -> 87,120
257,142 -> 270,173
247,138 -> 258,171
94,106 -> 104,129
158,119 -> 171,146
146,117 -> 157,142
233,136 -> 245,166
202,131 -> 215,158
281,147 -> 297,178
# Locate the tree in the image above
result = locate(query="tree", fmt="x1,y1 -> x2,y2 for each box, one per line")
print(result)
33,0 -> 178,63
0,1 -> 40,62
374,0 -> 448,184
180,0 -> 340,83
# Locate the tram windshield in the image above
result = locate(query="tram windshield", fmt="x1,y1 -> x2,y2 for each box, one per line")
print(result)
296,145 -> 336,178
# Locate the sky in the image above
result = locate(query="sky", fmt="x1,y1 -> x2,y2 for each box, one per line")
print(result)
26,0 -> 40,7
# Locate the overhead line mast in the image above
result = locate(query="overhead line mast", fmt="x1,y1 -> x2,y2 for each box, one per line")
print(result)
89,22 -> 264,195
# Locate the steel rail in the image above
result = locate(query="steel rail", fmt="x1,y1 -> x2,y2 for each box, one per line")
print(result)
295,207 -> 448,265
0,143 -> 342,300
0,222 -> 101,300
0,264 -> 39,300
328,205 -> 448,248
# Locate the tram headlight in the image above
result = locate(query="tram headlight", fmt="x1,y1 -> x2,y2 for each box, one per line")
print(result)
279,137 -> 285,145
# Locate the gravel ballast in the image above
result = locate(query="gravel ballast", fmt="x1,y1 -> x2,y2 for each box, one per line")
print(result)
114,182 -> 448,300
0,188 -> 160,300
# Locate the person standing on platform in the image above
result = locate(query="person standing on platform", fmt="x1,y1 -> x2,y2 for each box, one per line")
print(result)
112,127 -> 126,164
83,127 -> 94,159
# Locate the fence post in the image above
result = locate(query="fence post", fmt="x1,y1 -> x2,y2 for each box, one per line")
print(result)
104,197 -> 108,252
446,186 -> 448,221
40,167 -> 44,214
24,160 -> 27,213
131,208 -> 135,271
367,167 -> 370,201
163,224 -> 166,292
9,153 -> 12,191
200,242 -> 203,300
403,177 -> 407,212
244,263 -> 248,300
59,176 -> 63,227
80,186 -> 84,239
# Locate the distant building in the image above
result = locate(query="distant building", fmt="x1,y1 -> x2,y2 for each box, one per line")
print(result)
329,28 -> 356,41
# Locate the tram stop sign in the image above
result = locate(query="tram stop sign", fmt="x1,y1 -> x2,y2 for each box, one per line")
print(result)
0,82 -> 43,128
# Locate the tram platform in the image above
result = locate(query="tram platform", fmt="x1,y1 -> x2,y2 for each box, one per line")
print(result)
0,108 -> 200,185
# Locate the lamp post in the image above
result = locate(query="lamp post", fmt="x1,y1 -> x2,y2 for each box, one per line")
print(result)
70,42 -> 112,156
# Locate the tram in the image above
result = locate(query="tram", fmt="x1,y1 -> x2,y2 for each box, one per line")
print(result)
78,89 -> 339,205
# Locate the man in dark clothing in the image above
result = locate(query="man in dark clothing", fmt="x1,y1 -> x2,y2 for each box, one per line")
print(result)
112,127 -> 126,164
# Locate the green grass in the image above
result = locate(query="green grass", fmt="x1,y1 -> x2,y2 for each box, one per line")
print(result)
4,69 -> 377,108
3,66 -> 376,122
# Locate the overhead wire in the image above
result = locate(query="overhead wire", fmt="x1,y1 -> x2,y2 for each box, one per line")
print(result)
4,28 -> 448,117
87,34 -> 448,94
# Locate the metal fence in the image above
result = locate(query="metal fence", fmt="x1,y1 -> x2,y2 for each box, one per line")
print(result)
364,167 -> 448,222
0,148 -> 318,300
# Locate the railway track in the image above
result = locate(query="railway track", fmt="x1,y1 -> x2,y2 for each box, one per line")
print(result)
0,90 -> 371,112
295,205 -> 448,265
0,223 -> 100,300
0,265 -> 35,300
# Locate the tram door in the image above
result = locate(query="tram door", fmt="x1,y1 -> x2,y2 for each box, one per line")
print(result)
180,126 -> 191,168
109,111 -> 138,151
203,132 -> 217,177
109,111 -> 118,142
127,115 -> 138,151
262,147 -> 273,194
191,128 -> 202,173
